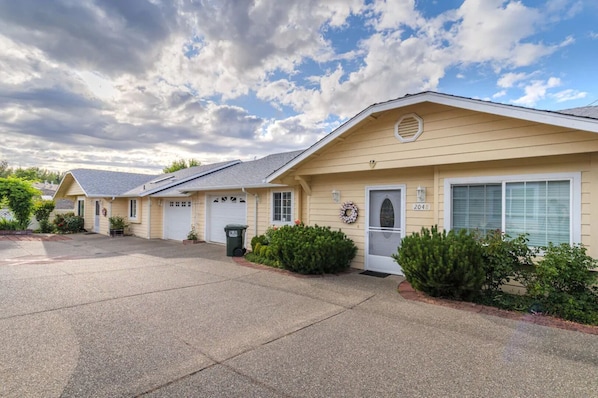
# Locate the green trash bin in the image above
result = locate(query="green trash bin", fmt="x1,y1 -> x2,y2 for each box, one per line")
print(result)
224,224 -> 248,257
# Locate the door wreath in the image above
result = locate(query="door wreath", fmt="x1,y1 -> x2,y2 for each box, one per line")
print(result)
101,208 -> 107,217
339,201 -> 358,224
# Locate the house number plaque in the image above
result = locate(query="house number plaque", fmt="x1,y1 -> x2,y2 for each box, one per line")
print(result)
412,203 -> 431,211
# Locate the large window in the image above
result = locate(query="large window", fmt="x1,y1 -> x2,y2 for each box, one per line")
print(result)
446,173 -> 580,247
129,199 -> 138,221
272,191 -> 292,223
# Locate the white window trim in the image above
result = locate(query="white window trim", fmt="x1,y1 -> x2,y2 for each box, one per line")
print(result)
271,190 -> 294,225
129,199 -> 139,222
443,172 -> 581,245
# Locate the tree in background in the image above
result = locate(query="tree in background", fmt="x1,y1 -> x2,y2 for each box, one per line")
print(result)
0,161 -> 64,183
162,159 -> 201,173
0,178 -> 40,229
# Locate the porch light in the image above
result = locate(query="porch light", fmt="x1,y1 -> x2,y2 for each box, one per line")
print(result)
416,186 -> 426,203
332,190 -> 341,203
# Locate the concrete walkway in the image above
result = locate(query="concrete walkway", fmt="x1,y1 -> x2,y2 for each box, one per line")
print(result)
1,234 -> 597,397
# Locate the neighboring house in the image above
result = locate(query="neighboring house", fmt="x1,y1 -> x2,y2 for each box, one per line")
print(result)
268,91 -> 598,275
163,150 -> 303,244
52,153 -> 301,243
53,169 -> 160,234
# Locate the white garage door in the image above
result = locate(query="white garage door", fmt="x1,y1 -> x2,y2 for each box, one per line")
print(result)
164,200 -> 192,241
208,194 -> 247,243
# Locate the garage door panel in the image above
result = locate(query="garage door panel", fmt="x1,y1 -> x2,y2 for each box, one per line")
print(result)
208,195 -> 246,243
164,200 -> 192,241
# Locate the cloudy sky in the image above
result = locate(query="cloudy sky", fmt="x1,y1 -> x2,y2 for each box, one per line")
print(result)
1,0 -> 596,173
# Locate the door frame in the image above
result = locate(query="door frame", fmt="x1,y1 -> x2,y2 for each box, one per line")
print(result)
364,184 -> 406,275
94,200 -> 101,233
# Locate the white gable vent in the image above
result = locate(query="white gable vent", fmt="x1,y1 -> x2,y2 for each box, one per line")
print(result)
394,113 -> 423,143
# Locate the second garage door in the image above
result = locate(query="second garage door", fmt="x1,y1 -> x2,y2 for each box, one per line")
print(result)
164,199 -> 192,241
207,194 -> 247,243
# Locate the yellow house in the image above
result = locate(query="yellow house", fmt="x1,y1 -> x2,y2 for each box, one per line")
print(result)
267,92 -> 598,275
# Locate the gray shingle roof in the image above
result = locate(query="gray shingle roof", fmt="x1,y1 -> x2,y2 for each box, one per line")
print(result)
122,160 -> 240,196
66,169 -> 158,197
160,150 -> 303,194
558,106 -> 598,119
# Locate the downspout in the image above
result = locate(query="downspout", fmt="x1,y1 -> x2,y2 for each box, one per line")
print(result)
148,197 -> 152,239
109,197 -> 115,235
242,187 -> 259,237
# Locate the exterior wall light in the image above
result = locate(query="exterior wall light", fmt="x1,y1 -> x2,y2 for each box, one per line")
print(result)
416,186 -> 426,203
332,190 -> 341,203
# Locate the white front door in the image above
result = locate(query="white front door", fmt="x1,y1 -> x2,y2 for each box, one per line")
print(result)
94,200 -> 100,233
365,186 -> 405,275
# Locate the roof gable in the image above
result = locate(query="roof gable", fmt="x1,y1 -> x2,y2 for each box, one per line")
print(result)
267,91 -> 598,182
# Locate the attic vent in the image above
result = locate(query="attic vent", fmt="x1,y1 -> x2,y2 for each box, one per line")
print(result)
394,113 -> 423,143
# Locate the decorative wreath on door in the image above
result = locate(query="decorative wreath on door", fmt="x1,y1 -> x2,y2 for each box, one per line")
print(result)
339,201 -> 358,224
101,208 -> 107,217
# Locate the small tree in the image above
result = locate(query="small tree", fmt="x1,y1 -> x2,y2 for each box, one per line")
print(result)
0,177 -> 39,229
33,199 -> 56,233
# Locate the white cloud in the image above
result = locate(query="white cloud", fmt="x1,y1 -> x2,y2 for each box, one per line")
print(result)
0,0 -> 590,171
512,77 -> 562,106
497,72 -> 529,88
550,89 -> 587,102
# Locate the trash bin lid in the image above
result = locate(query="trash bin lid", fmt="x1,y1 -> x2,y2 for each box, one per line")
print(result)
224,224 -> 249,230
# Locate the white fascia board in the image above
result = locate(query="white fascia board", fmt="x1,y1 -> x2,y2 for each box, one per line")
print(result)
267,92 -> 598,182
176,183 -> 287,194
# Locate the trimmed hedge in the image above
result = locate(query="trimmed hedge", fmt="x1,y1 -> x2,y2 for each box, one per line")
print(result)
251,224 -> 357,275
393,226 -> 484,300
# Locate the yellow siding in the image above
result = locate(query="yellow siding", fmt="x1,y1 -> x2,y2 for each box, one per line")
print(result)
64,179 -> 85,196
193,193 -> 205,241
298,153 -> 597,269
150,198 -> 164,239
293,103 -> 598,177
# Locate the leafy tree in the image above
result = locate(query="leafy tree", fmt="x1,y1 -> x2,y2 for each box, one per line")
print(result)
0,162 -> 64,183
162,159 -> 201,173
0,177 -> 40,229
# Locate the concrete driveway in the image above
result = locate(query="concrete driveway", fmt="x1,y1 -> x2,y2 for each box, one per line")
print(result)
1,234 -> 597,397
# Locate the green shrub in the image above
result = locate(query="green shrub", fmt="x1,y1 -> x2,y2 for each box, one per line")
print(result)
33,200 -> 56,233
268,224 -> 357,274
393,226 -> 484,300
524,243 -> 598,324
0,218 -> 20,230
53,212 -> 84,233
477,230 -> 536,294
251,234 -> 268,252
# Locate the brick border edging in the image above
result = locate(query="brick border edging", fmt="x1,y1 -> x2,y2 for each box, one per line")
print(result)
0,234 -> 71,241
398,280 -> 598,335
